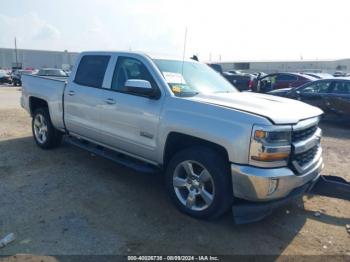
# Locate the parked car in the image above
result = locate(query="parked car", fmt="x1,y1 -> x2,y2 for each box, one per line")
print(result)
207,63 -> 223,74
0,70 -> 12,84
254,73 -> 316,93
207,63 -> 254,91
11,69 -> 33,86
333,71 -> 347,77
21,51 -> 347,224
303,72 -> 334,79
251,71 -> 267,78
36,68 -> 68,77
228,70 -> 244,75
268,78 -> 350,121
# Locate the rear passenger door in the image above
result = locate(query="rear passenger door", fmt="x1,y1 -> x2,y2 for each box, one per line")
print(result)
64,54 -> 111,140
97,55 -> 164,162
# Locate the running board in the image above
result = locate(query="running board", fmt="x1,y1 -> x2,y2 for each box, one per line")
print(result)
309,175 -> 350,201
65,136 -> 160,174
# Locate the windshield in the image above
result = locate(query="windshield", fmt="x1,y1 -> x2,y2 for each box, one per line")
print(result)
154,59 -> 238,96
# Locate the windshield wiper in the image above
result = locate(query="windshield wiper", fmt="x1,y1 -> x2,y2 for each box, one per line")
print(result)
177,91 -> 200,97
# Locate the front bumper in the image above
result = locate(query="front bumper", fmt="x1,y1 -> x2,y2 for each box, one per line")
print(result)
230,150 -> 324,224
231,153 -> 324,202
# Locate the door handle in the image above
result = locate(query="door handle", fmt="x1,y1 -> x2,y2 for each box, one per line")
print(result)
68,90 -> 75,96
105,98 -> 116,104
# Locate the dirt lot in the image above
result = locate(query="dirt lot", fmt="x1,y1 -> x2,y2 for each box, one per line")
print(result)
0,86 -> 349,259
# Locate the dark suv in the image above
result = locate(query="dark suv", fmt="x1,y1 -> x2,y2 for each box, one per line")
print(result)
255,73 -> 316,93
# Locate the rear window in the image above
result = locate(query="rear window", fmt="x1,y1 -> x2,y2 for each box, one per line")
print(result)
74,55 -> 110,88
332,81 -> 350,94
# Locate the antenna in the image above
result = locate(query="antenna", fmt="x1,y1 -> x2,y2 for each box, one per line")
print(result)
181,27 -> 188,83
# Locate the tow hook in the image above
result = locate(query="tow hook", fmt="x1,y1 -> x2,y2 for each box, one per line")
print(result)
309,175 -> 350,201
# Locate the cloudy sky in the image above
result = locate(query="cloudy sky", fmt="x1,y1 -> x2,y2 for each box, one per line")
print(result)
0,0 -> 349,61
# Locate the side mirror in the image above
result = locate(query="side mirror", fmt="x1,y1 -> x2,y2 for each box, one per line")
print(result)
125,79 -> 156,98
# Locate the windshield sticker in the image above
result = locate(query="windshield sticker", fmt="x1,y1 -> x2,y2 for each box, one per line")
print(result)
163,72 -> 186,84
171,85 -> 182,93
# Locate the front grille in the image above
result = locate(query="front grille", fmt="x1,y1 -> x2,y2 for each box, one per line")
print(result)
290,120 -> 321,173
292,145 -> 319,167
292,125 -> 317,143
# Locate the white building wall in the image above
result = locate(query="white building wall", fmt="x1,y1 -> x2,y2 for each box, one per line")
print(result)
219,59 -> 350,74
0,48 -> 79,69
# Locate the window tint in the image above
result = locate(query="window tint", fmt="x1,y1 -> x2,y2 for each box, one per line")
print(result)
301,81 -> 331,94
111,57 -> 156,92
277,74 -> 297,81
331,81 -> 350,94
74,55 -> 110,88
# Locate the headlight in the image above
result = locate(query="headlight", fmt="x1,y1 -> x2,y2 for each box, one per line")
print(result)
249,125 -> 292,168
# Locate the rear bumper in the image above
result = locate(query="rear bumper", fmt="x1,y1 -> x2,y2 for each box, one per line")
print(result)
230,155 -> 323,202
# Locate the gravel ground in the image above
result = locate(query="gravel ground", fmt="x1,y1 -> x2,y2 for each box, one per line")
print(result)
0,86 -> 349,260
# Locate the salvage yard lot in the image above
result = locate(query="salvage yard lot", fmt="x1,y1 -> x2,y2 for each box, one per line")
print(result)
0,86 -> 349,257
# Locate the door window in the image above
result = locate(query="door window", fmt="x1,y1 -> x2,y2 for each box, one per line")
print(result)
74,55 -> 110,88
111,57 -> 156,93
300,81 -> 331,94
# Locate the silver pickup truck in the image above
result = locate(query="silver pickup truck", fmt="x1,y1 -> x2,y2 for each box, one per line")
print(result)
21,51 -> 333,223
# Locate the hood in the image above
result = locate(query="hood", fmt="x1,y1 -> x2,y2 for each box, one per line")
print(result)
188,92 -> 323,124
268,88 -> 292,94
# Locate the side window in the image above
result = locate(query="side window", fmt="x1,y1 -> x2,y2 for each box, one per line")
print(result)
301,81 -> 331,94
317,81 -> 332,93
74,55 -> 110,88
111,57 -> 156,92
277,74 -> 297,81
331,81 -> 350,94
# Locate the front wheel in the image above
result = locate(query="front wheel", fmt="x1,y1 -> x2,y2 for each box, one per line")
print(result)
32,108 -> 62,149
165,146 -> 233,219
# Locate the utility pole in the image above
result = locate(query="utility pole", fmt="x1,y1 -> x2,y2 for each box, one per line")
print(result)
14,37 -> 18,67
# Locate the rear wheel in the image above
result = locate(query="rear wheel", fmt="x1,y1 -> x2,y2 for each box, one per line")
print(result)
165,146 -> 233,219
32,108 -> 62,149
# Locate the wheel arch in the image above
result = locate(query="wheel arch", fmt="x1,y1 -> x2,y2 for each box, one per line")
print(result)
163,132 -> 229,168
29,96 -> 49,116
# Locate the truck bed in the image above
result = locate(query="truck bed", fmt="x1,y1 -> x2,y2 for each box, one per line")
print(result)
21,74 -> 68,131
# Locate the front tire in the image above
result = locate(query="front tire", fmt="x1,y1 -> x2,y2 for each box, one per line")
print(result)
165,146 -> 233,219
32,108 -> 62,149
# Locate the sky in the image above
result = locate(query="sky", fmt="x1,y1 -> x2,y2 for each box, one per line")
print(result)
0,0 -> 349,62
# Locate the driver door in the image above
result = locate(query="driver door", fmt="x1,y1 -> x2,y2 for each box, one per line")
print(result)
297,80 -> 332,111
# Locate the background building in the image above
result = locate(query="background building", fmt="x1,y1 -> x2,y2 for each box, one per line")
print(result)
217,59 -> 350,74
0,48 -> 79,70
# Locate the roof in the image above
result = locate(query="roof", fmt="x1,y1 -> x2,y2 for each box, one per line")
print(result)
79,50 -> 196,62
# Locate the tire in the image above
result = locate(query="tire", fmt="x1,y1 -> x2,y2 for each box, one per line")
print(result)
32,108 -> 62,149
165,146 -> 233,219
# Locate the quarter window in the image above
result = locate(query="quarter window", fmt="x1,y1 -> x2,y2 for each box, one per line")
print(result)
74,55 -> 110,88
